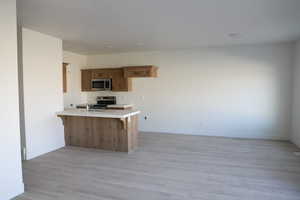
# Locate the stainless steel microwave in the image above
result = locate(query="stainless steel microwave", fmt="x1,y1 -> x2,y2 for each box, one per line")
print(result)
91,79 -> 112,91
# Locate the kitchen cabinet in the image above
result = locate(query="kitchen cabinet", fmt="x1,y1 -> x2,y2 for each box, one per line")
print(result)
81,68 -> 132,92
92,69 -> 113,79
63,63 -> 68,93
91,68 -> 132,91
81,69 -> 92,91
81,66 -> 158,92
123,66 -> 158,78
57,112 -> 139,152
111,69 -> 132,92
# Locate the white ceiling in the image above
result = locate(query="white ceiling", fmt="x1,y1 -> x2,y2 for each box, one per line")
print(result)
19,0 -> 300,55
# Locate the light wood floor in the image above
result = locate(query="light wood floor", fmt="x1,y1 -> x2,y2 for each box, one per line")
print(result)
15,132 -> 300,200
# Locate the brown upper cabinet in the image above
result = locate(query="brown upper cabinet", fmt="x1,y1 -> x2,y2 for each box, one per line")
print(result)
123,66 -> 158,78
111,69 -> 132,92
81,66 -> 158,92
92,69 -> 113,79
81,69 -> 92,91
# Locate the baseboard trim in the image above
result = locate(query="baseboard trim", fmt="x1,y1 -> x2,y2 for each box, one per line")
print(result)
140,131 -> 290,142
26,143 -> 65,160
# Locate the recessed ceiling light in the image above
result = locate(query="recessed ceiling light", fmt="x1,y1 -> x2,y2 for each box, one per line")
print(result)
228,33 -> 241,38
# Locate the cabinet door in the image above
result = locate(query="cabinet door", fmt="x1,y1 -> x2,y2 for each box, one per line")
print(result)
123,66 -> 157,78
81,70 -> 92,91
92,69 -> 112,79
111,69 -> 132,92
63,63 -> 68,93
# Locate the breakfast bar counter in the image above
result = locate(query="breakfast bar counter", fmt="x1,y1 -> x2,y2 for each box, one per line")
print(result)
57,109 -> 140,152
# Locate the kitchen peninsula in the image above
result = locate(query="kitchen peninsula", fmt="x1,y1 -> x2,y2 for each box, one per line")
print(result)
57,109 -> 140,152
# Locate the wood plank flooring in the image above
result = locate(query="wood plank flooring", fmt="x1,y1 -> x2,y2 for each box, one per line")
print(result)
14,132 -> 300,200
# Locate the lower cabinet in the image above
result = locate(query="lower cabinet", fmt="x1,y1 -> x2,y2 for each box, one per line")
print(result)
59,115 -> 139,152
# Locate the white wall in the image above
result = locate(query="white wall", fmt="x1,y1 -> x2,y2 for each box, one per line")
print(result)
292,41 -> 300,147
0,0 -> 24,199
63,51 -> 87,108
22,28 -> 65,160
85,43 -> 294,140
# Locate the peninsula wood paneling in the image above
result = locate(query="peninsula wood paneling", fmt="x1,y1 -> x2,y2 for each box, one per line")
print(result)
58,115 -> 139,152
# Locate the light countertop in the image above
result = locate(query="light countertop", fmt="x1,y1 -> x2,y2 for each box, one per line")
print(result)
57,109 -> 140,119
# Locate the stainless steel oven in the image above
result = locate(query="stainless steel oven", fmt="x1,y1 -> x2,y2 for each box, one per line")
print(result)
91,79 -> 112,91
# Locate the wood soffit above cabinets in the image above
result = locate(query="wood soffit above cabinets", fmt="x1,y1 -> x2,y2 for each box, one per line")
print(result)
81,66 -> 158,92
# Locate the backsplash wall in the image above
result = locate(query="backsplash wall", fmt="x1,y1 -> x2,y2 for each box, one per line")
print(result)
87,91 -> 130,104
